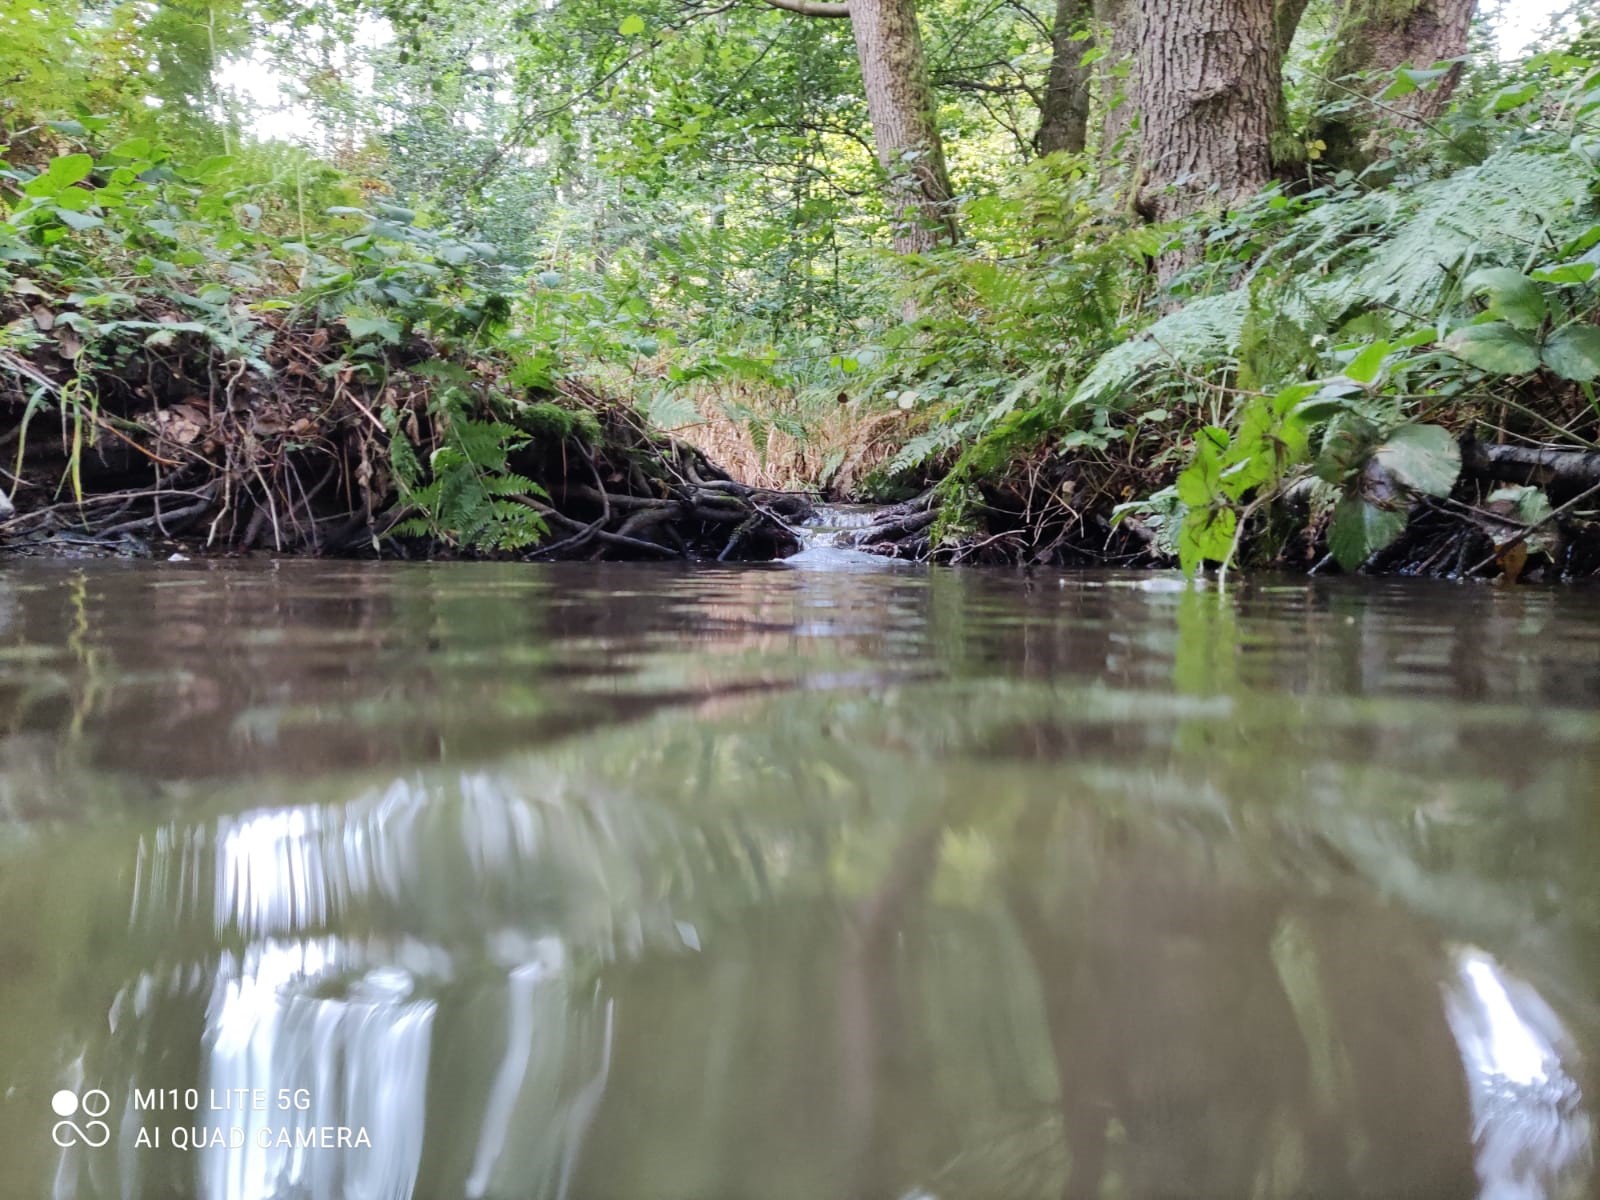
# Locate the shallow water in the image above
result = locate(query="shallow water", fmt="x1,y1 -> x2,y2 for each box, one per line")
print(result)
1,559 -> 1597,1199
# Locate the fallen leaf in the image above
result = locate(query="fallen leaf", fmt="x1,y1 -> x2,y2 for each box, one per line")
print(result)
1496,540 -> 1529,584
32,306 -> 55,331
155,403 -> 209,445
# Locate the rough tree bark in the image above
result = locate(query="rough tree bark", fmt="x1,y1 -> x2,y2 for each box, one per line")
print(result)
1314,0 -> 1478,168
1134,0 -> 1281,279
1035,0 -> 1094,155
1094,0 -> 1139,165
848,0 -> 960,252
758,0 -> 958,255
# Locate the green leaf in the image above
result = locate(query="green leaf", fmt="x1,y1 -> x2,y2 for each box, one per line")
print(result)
1314,414 -> 1380,484
1486,485 -> 1553,529
1541,326 -> 1600,383
1442,322 -> 1540,375
1463,268 -> 1545,332
189,155 -> 235,183
344,315 -> 402,344
1490,82 -> 1540,112
1381,64 -> 1453,101
640,390 -> 701,430
53,207 -> 102,231
619,14 -> 646,36
1371,424 -> 1459,498
1342,340 -> 1391,385
23,153 -> 94,198
1329,498 -> 1407,571
1531,261 -> 1596,286
1177,505 -> 1236,576
1175,426 -> 1228,506
108,137 -> 154,162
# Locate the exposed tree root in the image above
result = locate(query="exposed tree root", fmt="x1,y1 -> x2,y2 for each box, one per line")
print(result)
0,315 -> 811,561
849,436 -> 1600,580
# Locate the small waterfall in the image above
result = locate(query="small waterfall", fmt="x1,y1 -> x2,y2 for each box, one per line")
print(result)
785,505 -> 896,568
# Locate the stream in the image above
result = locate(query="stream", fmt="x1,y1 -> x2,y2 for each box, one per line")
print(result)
1,559 -> 1597,1199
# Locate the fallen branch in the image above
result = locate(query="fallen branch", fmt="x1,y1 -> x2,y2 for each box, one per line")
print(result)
1462,441 -> 1600,494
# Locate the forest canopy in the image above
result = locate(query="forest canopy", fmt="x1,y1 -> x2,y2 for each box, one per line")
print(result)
2,0 -> 1598,577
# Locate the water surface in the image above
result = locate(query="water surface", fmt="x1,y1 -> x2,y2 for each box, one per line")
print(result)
1,560 -> 1597,1199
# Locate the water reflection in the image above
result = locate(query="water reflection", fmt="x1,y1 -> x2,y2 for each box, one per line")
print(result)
0,563 -> 1596,1198
1446,948 -> 1592,1200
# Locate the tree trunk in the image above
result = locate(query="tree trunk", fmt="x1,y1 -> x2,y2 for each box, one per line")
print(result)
1036,0 -> 1094,155
1323,0 -> 1478,128
1094,0 -> 1139,165
848,0 -> 960,253
1135,0 -> 1280,279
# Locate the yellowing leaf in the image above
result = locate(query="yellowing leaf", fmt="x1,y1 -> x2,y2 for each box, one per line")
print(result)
1442,322 -> 1541,376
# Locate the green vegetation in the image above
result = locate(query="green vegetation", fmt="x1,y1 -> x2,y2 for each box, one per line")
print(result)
2,0 -> 1598,576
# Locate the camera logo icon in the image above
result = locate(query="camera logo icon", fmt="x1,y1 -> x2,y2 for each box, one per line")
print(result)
51,1089 -> 111,1148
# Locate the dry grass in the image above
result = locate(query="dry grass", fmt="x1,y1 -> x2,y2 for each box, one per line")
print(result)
656,380 -> 916,496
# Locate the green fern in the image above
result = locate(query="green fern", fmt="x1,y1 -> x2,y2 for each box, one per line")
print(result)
1285,146 -> 1594,315
387,388 -> 549,552
1074,291 -> 1252,410
1072,137 -> 1597,415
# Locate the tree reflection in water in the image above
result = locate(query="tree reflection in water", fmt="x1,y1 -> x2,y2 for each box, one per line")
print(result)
0,562 -> 1595,1198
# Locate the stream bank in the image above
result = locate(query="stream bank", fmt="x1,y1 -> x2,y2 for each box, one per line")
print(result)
6,307 -> 1599,579
0,311 -> 811,562
828,441 -> 1600,582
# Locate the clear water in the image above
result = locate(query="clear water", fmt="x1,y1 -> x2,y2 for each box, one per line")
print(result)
1,559 -> 1597,1199
783,503 -> 902,568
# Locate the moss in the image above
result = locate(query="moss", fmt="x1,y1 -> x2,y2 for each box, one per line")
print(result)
519,401 -> 602,444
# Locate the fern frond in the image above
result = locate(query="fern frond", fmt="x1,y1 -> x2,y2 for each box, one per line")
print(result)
1074,292 -> 1251,410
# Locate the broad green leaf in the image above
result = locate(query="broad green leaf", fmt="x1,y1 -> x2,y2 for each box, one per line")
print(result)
189,155 -> 235,183
344,315 -> 402,344
1342,340 -> 1391,385
1442,322 -> 1540,375
1371,423 -> 1459,498
1314,413 -> 1380,484
1329,498 -> 1407,571
1490,82 -> 1540,111
1177,505 -> 1236,576
1541,326 -> 1600,382
1463,268 -> 1545,331
1175,427 -> 1228,506
23,153 -> 93,198
109,137 -> 153,161
1381,64 -> 1452,101
53,207 -> 102,231
619,14 -> 646,36
1531,261 -> 1596,285
1486,485 -> 1553,528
